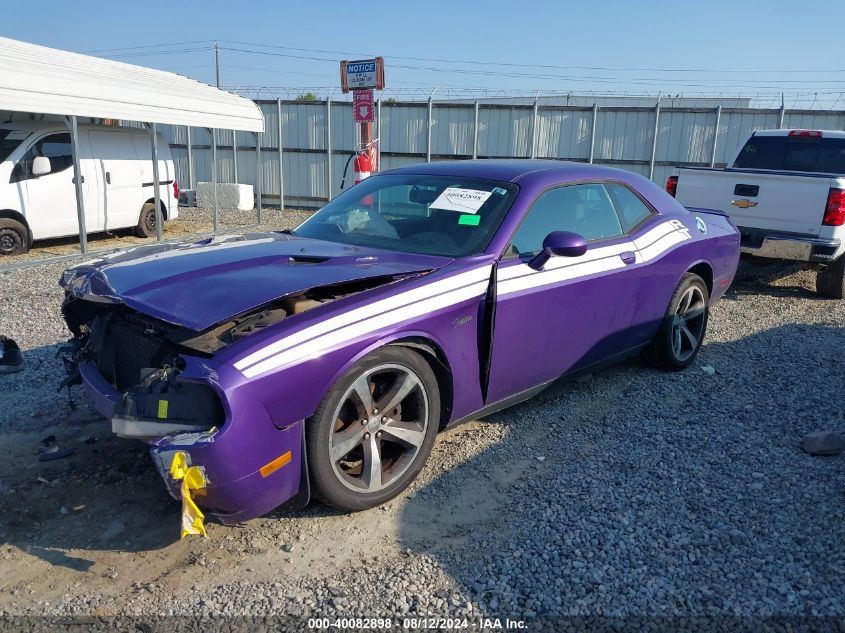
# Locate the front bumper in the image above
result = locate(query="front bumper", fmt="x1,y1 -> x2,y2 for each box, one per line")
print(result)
77,359 -> 308,524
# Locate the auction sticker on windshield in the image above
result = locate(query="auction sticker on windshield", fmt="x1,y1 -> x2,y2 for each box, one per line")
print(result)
431,187 -> 493,213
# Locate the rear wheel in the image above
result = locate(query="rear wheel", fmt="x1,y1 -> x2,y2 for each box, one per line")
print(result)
134,202 -> 160,238
816,255 -> 845,299
645,273 -> 709,371
305,346 -> 440,511
0,218 -> 29,256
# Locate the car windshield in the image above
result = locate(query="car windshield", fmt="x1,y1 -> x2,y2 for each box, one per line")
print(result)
293,174 -> 519,257
0,130 -> 22,163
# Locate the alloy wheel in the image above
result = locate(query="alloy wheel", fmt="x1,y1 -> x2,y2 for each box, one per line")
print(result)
671,285 -> 706,362
328,363 -> 429,493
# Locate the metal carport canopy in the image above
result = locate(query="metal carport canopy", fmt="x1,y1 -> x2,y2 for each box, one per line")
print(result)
0,36 -> 263,132
0,36 -> 265,256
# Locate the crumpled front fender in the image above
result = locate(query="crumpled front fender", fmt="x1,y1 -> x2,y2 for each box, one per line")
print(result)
150,419 -> 309,525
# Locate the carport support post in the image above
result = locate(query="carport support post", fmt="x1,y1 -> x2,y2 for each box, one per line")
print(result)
710,105 -> 722,168
67,115 -> 88,254
472,101 -> 480,159
530,98 -> 539,159
277,98 -> 285,211
588,103 -> 598,164
255,132 -> 263,224
778,94 -> 786,129
233,133 -> 239,184
426,97 -> 433,162
376,98 -> 382,169
211,128 -> 219,233
326,98 -> 332,200
649,97 -> 661,180
149,123 -> 164,242
186,126 -> 194,190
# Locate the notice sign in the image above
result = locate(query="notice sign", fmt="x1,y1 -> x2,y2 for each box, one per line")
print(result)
340,57 -> 385,93
353,89 -> 375,123
431,188 -> 493,214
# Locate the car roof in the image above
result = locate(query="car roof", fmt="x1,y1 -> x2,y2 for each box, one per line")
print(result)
379,159 -> 636,184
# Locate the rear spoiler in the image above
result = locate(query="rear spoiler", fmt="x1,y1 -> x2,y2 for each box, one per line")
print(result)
685,206 -> 729,217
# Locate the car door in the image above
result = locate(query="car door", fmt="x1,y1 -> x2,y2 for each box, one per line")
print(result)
88,130 -> 144,231
485,182 -> 649,404
15,132 -> 100,239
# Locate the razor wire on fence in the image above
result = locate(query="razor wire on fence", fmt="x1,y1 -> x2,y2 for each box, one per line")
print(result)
164,94 -> 845,210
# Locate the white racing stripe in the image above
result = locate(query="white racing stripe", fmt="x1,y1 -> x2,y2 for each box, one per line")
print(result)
241,279 -> 490,378
234,266 -> 492,371
498,220 -> 691,297
235,219 -> 694,378
498,255 -> 628,296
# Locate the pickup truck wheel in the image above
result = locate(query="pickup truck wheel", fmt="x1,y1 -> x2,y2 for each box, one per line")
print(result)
816,255 -> 845,299
0,219 -> 29,256
305,346 -> 440,512
645,273 -> 709,371
134,202 -> 159,238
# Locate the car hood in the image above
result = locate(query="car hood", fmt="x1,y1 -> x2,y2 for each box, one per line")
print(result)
60,233 -> 448,331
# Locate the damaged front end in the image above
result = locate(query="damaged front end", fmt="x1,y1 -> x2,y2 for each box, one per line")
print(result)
59,260 -> 424,530
60,298 -> 309,529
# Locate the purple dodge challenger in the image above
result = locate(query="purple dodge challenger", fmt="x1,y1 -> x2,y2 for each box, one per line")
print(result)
59,160 -> 740,523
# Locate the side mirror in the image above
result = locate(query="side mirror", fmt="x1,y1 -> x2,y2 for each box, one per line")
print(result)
528,231 -> 588,270
31,156 -> 51,177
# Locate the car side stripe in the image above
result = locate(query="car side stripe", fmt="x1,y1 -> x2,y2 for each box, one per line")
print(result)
233,265 -> 492,371
241,279 -> 491,378
497,220 -> 691,297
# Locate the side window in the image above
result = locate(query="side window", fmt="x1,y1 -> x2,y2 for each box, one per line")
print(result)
510,183 -> 623,255
10,133 -> 73,182
605,183 -> 654,233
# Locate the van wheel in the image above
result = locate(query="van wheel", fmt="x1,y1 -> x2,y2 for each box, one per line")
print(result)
0,219 -> 29,256
816,255 -> 845,299
134,202 -> 160,238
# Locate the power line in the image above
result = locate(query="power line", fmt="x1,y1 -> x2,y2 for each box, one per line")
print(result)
219,46 -> 845,90
106,46 -> 212,59
83,38 -> 845,75
217,40 -> 845,75
81,40 -> 215,54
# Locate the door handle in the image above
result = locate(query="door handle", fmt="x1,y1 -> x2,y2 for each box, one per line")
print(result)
72,175 -> 84,184
620,251 -> 636,265
105,171 -> 111,185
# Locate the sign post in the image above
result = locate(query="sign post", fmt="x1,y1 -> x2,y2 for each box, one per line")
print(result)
341,58 -> 385,188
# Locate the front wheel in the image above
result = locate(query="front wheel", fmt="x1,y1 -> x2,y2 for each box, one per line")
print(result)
305,346 -> 440,512
816,255 -> 845,299
645,272 -> 709,371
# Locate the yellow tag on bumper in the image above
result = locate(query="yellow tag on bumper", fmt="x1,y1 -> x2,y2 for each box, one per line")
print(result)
168,451 -> 207,538
157,399 -> 169,419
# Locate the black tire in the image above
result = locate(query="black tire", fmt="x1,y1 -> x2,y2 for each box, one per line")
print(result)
645,272 -> 710,371
816,255 -> 845,299
134,202 -> 160,238
306,346 -> 440,512
0,218 -> 30,256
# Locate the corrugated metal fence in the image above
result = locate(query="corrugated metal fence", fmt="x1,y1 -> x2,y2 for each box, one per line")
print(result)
163,99 -> 845,209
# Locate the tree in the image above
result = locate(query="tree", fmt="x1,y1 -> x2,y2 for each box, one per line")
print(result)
294,92 -> 319,102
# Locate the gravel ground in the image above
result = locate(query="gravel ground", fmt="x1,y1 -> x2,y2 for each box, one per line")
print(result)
6,205 -> 314,265
0,255 -> 843,631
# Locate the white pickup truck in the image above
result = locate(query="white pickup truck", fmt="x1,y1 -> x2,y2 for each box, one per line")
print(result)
668,129 -> 845,298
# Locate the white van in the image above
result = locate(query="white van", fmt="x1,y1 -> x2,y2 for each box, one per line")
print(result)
0,122 -> 178,255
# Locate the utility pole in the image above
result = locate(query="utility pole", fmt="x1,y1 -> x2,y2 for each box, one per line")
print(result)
214,42 -> 221,88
